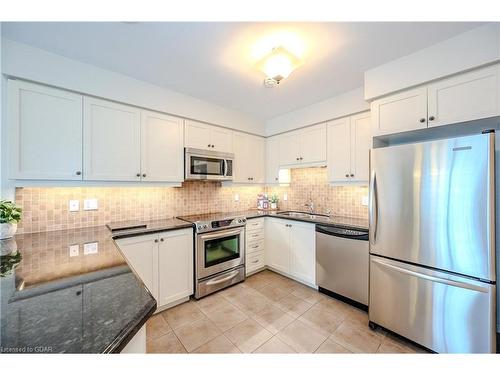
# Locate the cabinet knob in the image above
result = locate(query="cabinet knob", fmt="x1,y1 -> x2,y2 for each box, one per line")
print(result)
142,173 -> 146,178
350,174 -> 354,177
296,157 -> 300,161
160,238 -> 164,242
75,171 -> 82,176
345,174 -> 349,178
300,157 -> 303,160
208,144 -> 211,147
154,239 -> 159,243
136,173 -> 141,177
429,116 -> 435,121
419,118 -> 426,123
212,145 -> 215,148
275,177 -> 278,181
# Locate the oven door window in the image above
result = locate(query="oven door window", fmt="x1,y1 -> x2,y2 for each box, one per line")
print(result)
190,156 -> 224,176
205,234 -> 240,267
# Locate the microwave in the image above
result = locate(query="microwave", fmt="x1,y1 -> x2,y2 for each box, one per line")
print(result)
185,148 -> 234,181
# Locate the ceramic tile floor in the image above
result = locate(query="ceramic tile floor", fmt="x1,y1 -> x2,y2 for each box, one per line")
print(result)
146,269 -> 426,354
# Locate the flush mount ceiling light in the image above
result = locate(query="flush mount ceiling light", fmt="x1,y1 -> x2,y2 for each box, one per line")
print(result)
257,46 -> 301,88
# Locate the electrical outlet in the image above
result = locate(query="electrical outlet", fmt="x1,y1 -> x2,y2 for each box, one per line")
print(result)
283,193 -> 288,201
362,196 -> 369,206
234,193 -> 240,202
84,242 -> 98,255
69,200 -> 79,212
69,244 -> 79,257
83,198 -> 98,210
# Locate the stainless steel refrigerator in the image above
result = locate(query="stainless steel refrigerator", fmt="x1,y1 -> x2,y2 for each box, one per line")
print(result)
369,132 -> 496,353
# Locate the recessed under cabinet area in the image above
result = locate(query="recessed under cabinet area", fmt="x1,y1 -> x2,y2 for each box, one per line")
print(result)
3,20 -> 500,360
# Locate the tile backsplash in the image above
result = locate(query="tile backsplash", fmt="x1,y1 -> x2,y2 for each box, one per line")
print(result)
15,167 -> 368,234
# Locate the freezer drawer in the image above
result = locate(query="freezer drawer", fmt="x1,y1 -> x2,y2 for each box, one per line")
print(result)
369,255 -> 496,353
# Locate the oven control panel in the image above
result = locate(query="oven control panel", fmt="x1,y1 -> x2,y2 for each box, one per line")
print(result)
195,217 -> 246,233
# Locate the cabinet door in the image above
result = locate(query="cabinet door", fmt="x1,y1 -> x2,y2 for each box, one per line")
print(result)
232,132 -> 250,183
266,136 -> 281,184
350,112 -> 371,183
289,221 -> 316,285
115,234 -> 159,300
299,123 -> 327,164
157,229 -> 194,307
184,120 -> 211,150
141,111 -> 184,182
248,135 -> 266,183
279,133 -> 300,165
8,80 -> 83,180
83,97 -> 141,181
265,218 -> 290,274
371,87 -> 427,136
427,65 -> 500,128
211,126 -> 233,153
327,117 -> 351,183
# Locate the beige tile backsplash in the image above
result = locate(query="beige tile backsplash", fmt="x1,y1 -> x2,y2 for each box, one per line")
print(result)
15,167 -> 368,234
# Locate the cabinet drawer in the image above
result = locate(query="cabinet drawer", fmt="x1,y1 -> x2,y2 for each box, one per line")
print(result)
247,218 -> 264,230
246,240 -> 264,255
246,251 -> 265,273
246,230 -> 264,243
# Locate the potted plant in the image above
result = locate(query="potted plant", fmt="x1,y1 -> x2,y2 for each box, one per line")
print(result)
0,200 -> 22,240
269,194 -> 279,210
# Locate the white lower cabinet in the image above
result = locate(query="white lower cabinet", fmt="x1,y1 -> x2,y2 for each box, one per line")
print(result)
246,218 -> 266,275
115,228 -> 193,310
264,218 -> 316,286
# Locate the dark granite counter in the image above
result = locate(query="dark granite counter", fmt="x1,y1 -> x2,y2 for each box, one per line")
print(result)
224,209 -> 369,230
0,218 -> 191,353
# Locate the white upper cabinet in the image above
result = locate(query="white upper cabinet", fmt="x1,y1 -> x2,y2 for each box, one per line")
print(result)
184,120 -> 233,153
233,132 -> 265,184
8,80 -> 83,180
427,65 -> 500,128
141,111 -> 184,182
349,112 -> 372,182
371,87 -> 428,136
266,136 -> 281,184
327,117 -> 351,183
278,123 -> 327,166
83,97 -> 141,181
327,112 -> 371,184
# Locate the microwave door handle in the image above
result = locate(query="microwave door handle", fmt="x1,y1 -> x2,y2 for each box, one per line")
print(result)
223,159 -> 228,176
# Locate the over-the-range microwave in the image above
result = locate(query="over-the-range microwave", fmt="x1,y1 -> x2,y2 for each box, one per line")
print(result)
185,148 -> 234,181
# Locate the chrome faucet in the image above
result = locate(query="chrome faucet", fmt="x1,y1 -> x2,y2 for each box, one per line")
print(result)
304,198 -> 315,213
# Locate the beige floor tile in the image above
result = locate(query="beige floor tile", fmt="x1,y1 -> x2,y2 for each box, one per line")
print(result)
231,290 -> 272,315
378,334 -> 427,354
315,338 -> 352,353
256,284 -> 291,302
291,284 -> 325,304
315,298 -> 351,321
244,273 -> 273,290
146,313 -> 172,340
250,304 -> 296,334
274,294 -> 314,318
330,320 -> 382,353
219,283 -> 251,301
162,301 -> 206,329
146,331 -> 187,353
299,304 -> 344,336
277,319 -> 328,353
253,336 -> 297,353
273,275 -> 302,290
204,303 -> 248,332
224,318 -> 273,353
174,318 -> 221,352
195,293 -> 232,314
192,335 -> 241,354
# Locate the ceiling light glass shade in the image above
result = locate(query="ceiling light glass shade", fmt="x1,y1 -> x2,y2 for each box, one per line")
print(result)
257,47 -> 300,83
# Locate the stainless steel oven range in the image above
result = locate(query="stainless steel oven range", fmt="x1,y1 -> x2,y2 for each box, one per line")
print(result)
177,213 -> 247,299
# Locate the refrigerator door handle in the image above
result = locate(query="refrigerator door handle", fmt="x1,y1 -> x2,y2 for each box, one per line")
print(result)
370,257 -> 490,293
369,171 -> 378,244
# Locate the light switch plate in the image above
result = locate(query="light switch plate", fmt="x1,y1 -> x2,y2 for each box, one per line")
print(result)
83,198 -> 98,210
362,196 -> 369,206
83,242 -> 98,255
69,244 -> 79,257
283,193 -> 288,201
234,193 -> 240,202
69,200 -> 79,212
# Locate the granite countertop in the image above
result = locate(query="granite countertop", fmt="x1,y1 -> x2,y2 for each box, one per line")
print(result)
0,218 -> 191,353
226,209 -> 369,230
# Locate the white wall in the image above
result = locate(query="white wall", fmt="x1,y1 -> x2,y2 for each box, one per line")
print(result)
1,38 -> 265,136
365,23 -> 500,100
265,87 -> 369,136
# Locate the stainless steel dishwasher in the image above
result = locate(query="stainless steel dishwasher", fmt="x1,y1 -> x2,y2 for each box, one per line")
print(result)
316,225 -> 369,309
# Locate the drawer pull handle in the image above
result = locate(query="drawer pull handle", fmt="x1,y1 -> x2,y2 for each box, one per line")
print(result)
251,259 -> 260,264
251,245 -> 259,248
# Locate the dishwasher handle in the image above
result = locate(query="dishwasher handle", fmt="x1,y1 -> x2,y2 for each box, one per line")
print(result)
316,225 -> 369,240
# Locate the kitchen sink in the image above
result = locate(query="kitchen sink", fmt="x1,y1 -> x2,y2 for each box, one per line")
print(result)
276,211 -> 330,220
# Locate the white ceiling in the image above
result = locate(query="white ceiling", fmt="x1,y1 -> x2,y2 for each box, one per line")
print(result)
2,22 -> 484,120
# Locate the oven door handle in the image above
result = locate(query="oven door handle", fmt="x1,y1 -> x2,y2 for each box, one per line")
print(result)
199,228 -> 243,240
206,270 -> 240,286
